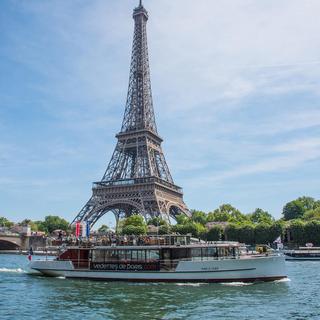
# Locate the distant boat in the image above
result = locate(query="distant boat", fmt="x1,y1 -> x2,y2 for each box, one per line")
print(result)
284,247 -> 320,261
28,235 -> 286,282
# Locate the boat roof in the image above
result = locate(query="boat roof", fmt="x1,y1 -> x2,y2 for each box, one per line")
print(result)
65,242 -> 241,250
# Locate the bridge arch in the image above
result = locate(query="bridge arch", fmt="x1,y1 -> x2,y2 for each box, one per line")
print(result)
0,239 -> 20,250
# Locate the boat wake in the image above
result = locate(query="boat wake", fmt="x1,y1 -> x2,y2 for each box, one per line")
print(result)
176,283 -> 207,287
221,282 -> 254,287
274,278 -> 291,283
0,267 -> 25,273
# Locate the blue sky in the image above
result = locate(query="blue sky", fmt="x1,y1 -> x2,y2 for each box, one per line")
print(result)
0,0 -> 319,226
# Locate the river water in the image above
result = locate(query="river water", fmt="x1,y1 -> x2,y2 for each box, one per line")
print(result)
0,254 -> 319,320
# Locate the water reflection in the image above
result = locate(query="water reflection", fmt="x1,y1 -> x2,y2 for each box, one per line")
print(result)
37,278 -> 289,320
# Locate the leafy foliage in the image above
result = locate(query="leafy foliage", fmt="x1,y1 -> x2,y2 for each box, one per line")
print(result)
147,217 -> 168,226
190,210 -> 207,225
172,222 -> 206,238
175,214 -> 189,225
122,215 -> 147,235
42,215 -> 70,234
282,196 -> 319,220
0,216 -> 14,228
122,225 -> 147,235
158,224 -> 171,235
98,225 -> 109,234
303,206 -> 320,221
206,225 -> 223,241
207,204 -> 248,223
288,220 -> 306,245
248,208 -> 274,224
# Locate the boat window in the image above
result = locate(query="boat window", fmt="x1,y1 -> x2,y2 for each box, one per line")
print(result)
118,250 -> 127,261
131,250 -> 145,261
191,248 -> 202,258
219,248 -> 226,257
92,250 -> 105,262
201,248 -> 208,258
105,250 -> 118,261
171,248 -> 189,260
208,247 -> 218,257
146,250 -> 159,260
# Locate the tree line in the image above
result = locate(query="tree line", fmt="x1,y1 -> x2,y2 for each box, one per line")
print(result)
118,196 -> 320,246
1,196 -> 320,246
0,215 -> 69,234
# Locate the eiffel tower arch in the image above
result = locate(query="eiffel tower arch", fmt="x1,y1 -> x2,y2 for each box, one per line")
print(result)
72,1 -> 190,228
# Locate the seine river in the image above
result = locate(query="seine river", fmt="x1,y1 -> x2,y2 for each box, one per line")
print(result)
0,255 -> 319,320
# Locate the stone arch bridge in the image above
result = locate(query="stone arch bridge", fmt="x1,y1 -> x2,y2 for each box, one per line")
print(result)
0,234 -> 23,250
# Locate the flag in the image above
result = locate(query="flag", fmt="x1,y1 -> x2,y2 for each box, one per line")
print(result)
273,236 -> 282,244
75,222 -> 81,237
81,222 -> 87,238
86,221 -> 90,238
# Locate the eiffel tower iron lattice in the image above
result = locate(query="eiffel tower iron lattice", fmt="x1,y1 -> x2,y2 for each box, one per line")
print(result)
72,1 -> 190,227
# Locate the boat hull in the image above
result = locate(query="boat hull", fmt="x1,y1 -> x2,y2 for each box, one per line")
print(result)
284,255 -> 320,261
29,255 -> 286,282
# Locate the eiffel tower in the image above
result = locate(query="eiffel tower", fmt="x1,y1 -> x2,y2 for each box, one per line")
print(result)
72,1 -> 189,227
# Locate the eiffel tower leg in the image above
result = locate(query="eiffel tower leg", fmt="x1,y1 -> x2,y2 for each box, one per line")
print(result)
72,197 -> 97,224
112,209 -> 120,234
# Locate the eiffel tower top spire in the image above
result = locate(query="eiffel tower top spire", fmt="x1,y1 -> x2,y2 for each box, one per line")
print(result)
120,0 -> 157,135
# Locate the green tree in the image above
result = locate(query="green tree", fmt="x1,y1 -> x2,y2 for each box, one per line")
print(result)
207,204 -> 248,223
190,210 -> 207,225
225,224 -> 239,241
121,215 -> 147,235
237,224 -> 255,244
304,221 -> 320,245
207,211 -> 229,222
158,224 -> 171,235
254,223 -> 272,244
206,225 -> 223,241
283,200 -> 305,220
98,225 -> 109,234
123,215 -> 146,227
303,207 -> 320,221
19,219 -> 40,231
147,217 -> 168,226
34,221 -> 46,232
288,220 -> 306,245
268,222 -> 284,243
122,225 -> 147,236
172,221 -> 206,238
248,208 -> 274,224
0,217 -> 14,228
175,214 -> 189,225
297,196 -> 317,211
282,196 -> 320,221
42,215 -> 70,234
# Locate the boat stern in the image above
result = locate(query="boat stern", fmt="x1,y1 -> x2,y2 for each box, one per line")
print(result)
29,260 -> 74,277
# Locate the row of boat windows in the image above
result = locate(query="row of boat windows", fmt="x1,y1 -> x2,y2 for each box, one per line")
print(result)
92,247 -> 238,262
92,249 -> 160,262
190,247 -> 238,258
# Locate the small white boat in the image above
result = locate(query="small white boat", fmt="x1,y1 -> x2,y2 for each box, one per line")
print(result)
29,236 -> 286,282
284,247 -> 320,261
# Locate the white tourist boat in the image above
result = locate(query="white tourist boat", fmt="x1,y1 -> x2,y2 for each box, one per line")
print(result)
29,235 -> 286,282
284,247 -> 320,261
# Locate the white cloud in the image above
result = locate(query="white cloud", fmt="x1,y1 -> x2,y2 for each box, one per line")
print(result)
187,137 -> 320,185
